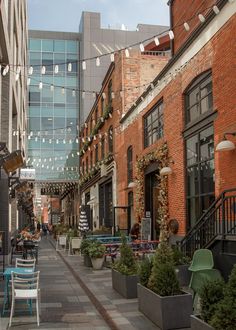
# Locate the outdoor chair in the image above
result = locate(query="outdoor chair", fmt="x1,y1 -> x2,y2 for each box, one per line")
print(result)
15,258 -> 36,269
188,249 -> 214,272
9,271 -> 40,327
56,235 -> 67,251
22,240 -> 39,262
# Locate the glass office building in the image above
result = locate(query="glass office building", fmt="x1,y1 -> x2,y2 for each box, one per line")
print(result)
28,32 -> 80,181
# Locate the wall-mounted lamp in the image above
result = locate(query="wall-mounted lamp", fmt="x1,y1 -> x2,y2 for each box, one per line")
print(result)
128,181 -> 137,188
216,132 -> 236,152
1,150 -> 24,174
160,166 -> 173,176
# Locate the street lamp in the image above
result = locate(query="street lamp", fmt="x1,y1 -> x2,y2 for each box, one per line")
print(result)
216,132 -> 236,152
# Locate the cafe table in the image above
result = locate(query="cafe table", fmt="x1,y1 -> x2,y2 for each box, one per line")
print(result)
2,267 -> 34,316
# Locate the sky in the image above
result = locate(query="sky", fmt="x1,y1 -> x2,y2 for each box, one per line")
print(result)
28,0 -> 170,32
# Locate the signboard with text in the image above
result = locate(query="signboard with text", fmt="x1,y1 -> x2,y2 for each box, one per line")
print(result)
20,168 -> 35,181
141,218 -> 151,240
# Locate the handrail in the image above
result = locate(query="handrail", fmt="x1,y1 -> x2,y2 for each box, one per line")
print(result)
180,188 -> 236,257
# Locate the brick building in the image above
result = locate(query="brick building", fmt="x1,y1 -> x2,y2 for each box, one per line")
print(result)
117,0 -> 236,246
79,49 -> 170,232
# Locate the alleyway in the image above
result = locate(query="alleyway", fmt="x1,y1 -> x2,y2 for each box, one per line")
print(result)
1,237 -> 160,330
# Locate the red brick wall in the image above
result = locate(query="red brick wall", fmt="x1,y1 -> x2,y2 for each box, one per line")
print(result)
171,0 -> 215,54
116,13 -> 236,236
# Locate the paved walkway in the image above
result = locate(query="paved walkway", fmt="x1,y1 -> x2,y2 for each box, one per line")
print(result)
0,237 -> 190,330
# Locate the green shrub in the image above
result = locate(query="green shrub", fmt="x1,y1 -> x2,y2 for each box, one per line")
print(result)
199,279 -> 225,323
172,245 -> 191,265
112,235 -> 137,275
138,257 -> 153,287
88,241 -> 106,258
80,238 -> 95,255
147,242 -> 181,296
210,265 -> 236,329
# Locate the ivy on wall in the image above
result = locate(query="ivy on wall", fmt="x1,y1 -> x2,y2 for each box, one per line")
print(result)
135,142 -> 169,242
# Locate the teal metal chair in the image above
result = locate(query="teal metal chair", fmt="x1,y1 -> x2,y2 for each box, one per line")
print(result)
188,249 -> 214,272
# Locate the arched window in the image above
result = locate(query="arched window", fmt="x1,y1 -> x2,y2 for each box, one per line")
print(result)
185,70 -> 213,125
127,146 -> 133,184
184,71 -> 215,229
108,126 -> 113,153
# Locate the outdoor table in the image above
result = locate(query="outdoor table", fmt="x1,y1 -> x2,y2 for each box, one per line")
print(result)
2,267 -> 34,316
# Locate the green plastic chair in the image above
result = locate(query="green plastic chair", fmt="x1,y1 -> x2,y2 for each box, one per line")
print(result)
188,249 -> 214,272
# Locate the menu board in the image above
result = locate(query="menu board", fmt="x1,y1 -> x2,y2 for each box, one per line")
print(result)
141,218 -> 151,240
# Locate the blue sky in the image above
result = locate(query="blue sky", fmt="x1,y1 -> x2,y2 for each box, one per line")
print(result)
28,0 -> 170,32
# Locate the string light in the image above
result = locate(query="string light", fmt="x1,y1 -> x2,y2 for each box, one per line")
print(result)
27,78 -> 31,86
168,30 -> 174,40
54,65 -> 59,74
154,36 -> 160,46
110,53 -> 115,62
125,48 -> 130,57
68,63 -> 72,72
213,5 -> 220,14
198,14 -> 205,23
139,43 -> 145,52
41,66 -> 46,74
184,22 -> 190,31
82,61 -> 86,70
39,82 -> 43,89
96,57 -> 100,66
29,66 -> 33,75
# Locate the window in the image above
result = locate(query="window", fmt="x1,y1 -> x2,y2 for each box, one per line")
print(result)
95,144 -> 98,163
101,136 -> 105,159
185,71 -> 213,125
90,151 -> 93,169
186,125 -> 215,229
108,126 -> 113,153
101,96 -> 106,115
95,107 -> 98,124
108,80 -> 112,105
127,146 -> 133,184
144,101 -> 163,148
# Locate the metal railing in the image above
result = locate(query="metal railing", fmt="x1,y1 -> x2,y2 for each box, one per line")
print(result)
180,189 -> 236,257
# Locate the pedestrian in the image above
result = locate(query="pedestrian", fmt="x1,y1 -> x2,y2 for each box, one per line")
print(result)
130,222 -> 140,241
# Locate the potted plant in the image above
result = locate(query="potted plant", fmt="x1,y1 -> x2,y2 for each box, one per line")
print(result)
190,278 -> 224,329
191,265 -> 236,330
172,245 -> 191,287
112,235 -> 138,298
138,242 -> 192,330
88,241 -> 106,270
80,238 -> 93,267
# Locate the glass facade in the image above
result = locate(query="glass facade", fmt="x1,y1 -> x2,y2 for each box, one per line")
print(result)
28,38 -> 79,180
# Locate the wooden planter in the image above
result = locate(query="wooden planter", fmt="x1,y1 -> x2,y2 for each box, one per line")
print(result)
138,283 -> 192,330
175,264 -> 191,287
112,269 -> 138,299
191,315 -> 214,330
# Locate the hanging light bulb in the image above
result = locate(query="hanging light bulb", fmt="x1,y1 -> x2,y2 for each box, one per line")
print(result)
69,139 -> 72,144
76,138 -> 79,143
213,5 -> 220,14
42,138 -> 45,143
110,53 -> 115,62
82,91 -> 85,99
154,37 -> 160,46
68,62 -> 72,72
15,73 -> 19,81
96,57 -> 100,66
184,22 -> 190,31
139,43 -> 145,52
27,78 -> 31,86
28,135 -> 31,140
56,139 -> 59,144
102,92 -> 106,99
111,91 -> 115,99
125,48 -> 129,57
92,92 -> 96,98
49,139 -> 52,144
63,139 -> 66,144
29,66 -> 33,75
41,66 -> 46,74
150,82 -> 155,90
82,61 -> 86,70
2,68 -> 7,76
198,14 -> 206,23
5,65 -> 9,73
72,89 -> 76,97
54,65 -> 59,74
61,87 -> 65,94
39,81 -> 43,89
169,30 -> 174,40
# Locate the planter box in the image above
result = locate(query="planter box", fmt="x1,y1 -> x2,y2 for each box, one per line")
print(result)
112,269 -> 138,299
83,254 -> 92,267
175,264 -> 191,287
138,283 -> 192,330
91,256 -> 104,270
191,315 -> 214,330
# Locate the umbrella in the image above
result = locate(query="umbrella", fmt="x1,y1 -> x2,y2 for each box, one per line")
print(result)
78,207 -> 89,233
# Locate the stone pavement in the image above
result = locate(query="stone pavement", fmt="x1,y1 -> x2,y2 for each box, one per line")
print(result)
0,237 -> 190,329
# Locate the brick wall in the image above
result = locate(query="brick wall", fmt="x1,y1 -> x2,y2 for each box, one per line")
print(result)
116,13 -> 236,236
171,0 -> 215,54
